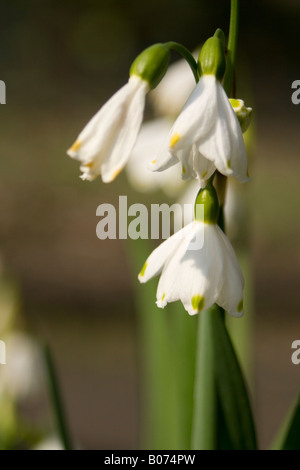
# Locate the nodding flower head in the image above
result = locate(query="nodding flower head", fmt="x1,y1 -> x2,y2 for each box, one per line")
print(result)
139,183 -> 244,317
67,44 -> 170,183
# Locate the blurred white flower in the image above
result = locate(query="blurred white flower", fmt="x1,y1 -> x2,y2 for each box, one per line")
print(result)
0,332 -> 44,401
67,75 -> 149,183
33,435 -> 64,451
126,118 -> 185,196
150,51 -> 199,117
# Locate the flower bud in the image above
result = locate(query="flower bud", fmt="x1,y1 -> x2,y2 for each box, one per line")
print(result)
130,44 -> 170,90
229,98 -> 252,133
194,183 -> 219,224
198,35 -> 226,81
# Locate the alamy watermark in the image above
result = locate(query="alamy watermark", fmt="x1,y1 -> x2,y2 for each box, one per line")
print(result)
96,196 -> 204,250
291,340 -> 300,365
0,80 -> 6,104
291,80 -> 300,105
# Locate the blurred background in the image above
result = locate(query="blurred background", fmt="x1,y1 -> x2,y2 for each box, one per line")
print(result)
0,0 -> 299,449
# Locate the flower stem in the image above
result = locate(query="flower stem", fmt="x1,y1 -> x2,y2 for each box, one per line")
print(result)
165,42 -> 199,83
191,308 -> 216,449
218,0 -> 240,242
223,0 -> 239,96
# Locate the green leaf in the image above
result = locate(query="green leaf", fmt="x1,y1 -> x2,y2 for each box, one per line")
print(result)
211,306 -> 257,450
271,393 -> 300,450
43,344 -> 72,450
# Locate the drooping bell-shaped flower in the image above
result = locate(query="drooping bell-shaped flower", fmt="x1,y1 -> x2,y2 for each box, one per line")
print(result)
67,44 -> 170,183
151,33 -> 250,184
138,183 -> 244,317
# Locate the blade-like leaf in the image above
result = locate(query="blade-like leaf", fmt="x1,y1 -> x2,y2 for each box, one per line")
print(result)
271,393 -> 300,450
211,305 -> 257,450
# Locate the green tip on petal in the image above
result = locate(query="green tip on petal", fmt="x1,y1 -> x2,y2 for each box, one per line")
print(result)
198,36 -> 226,81
237,300 -> 244,313
192,295 -> 205,312
129,43 -> 170,90
194,183 -> 219,224
139,261 -> 147,277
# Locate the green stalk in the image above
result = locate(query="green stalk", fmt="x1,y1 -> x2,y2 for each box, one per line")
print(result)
191,308 -> 216,449
191,0 -> 257,451
165,42 -> 199,83
223,0 -> 239,96
218,0 -> 240,236
43,344 -> 72,450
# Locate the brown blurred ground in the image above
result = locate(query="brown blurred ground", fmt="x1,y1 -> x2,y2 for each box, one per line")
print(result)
0,0 -> 299,449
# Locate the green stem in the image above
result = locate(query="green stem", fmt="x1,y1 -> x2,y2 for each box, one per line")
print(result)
165,41 -> 199,83
223,0 -> 239,96
191,308 -> 216,449
217,0 -> 240,264
43,344 -> 72,450
191,0 -> 245,451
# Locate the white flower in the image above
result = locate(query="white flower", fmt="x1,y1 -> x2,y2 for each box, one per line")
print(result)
138,219 -> 244,317
0,332 -> 45,400
126,118 -> 185,196
67,75 -> 149,183
151,75 -> 249,183
33,436 -> 64,451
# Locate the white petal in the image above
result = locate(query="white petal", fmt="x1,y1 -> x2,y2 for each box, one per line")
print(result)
214,225 -> 244,316
178,146 -> 197,180
138,223 -> 194,284
197,81 -> 249,182
68,80 -> 135,163
149,136 -> 179,173
168,75 -> 217,152
157,223 -> 224,315
192,148 -> 216,182
155,222 -> 199,307
101,76 -> 148,182
67,75 -> 148,182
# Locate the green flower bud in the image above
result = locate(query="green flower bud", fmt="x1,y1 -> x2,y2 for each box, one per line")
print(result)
198,36 -> 226,81
194,183 -> 219,224
130,44 -> 170,90
229,98 -> 253,133
214,28 -> 226,48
